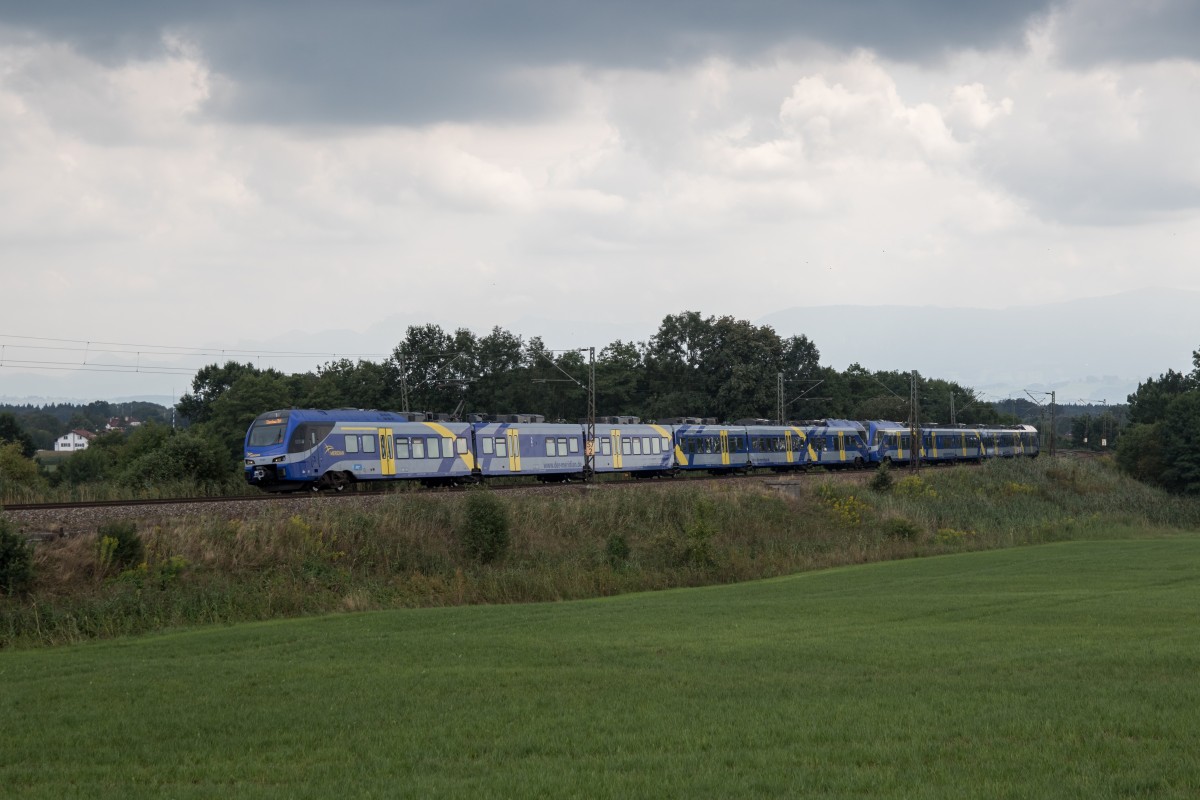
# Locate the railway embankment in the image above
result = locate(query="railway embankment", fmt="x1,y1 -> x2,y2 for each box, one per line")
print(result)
2,457 -> 1197,648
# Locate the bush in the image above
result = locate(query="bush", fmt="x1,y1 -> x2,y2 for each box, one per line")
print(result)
0,516 -> 34,595
459,491 -> 510,564
96,521 -> 145,574
868,464 -> 894,492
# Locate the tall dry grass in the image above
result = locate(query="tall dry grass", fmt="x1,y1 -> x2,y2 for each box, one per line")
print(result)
4,457 -> 1198,648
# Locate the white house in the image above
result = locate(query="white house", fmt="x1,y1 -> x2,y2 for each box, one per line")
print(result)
54,430 -> 95,452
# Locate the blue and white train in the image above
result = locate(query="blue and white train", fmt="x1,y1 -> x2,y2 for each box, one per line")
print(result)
243,409 -> 1039,492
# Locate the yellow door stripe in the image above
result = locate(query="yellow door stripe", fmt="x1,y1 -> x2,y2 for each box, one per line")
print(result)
422,422 -> 476,471
507,428 -> 521,472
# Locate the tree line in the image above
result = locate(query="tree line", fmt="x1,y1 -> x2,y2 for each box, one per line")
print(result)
1,311 -> 1007,497
1116,348 -> 1200,494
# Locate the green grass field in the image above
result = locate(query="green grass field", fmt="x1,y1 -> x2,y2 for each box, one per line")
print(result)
3,537 -> 1199,798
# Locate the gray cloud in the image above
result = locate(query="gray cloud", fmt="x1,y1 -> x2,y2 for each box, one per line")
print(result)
3,1 -> 1052,125
1051,0 -> 1200,66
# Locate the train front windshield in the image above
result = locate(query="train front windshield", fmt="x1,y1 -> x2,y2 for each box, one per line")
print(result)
247,419 -> 288,447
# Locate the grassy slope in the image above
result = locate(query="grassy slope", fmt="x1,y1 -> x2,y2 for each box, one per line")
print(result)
3,537 -> 1199,799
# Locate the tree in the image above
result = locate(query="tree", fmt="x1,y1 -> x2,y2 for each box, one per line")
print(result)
200,371 -> 294,461
1158,392 -> 1200,494
1127,369 -> 1195,425
0,413 -> 35,458
0,442 -> 44,496
177,362 -> 267,424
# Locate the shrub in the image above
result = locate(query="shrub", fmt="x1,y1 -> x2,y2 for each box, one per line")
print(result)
0,516 -> 34,595
459,491 -> 510,564
868,464 -> 894,493
96,521 -> 145,574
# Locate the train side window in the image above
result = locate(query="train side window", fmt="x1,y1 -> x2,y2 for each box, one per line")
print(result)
661,437 -> 670,451
601,437 -> 611,456
495,438 -> 507,457
443,437 -> 454,456
631,438 -> 642,455
345,435 -> 359,453
412,439 -> 426,459
363,436 -> 376,454
457,438 -> 468,455
396,438 -> 410,459
482,437 -> 494,455
621,438 -> 632,455
651,438 -> 660,455
558,437 -> 568,456
545,439 -> 556,457
428,438 -> 441,459
568,438 -> 579,454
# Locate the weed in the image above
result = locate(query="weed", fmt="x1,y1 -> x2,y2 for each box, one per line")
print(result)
95,521 -> 144,575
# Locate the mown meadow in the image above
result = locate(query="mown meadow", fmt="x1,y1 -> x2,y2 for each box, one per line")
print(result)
3,456 -> 1198,648
2,537 -> 1199,798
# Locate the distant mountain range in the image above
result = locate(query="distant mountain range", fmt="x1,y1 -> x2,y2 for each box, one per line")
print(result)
2,289 -> 1194,406
757,288 -> 1200,403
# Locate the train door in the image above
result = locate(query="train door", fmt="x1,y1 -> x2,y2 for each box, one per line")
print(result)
506,428 -> 522,472
837,432 -> 847,463
612,430 -> 623,469
719,429 -> 730,466
785,430 -> 795,464
378,429 -> 395,476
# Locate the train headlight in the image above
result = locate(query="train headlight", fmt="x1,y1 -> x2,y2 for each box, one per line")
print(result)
272,456 -> 286,463
245,459 -> 254,466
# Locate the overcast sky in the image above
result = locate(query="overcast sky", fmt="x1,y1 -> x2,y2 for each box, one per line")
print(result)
2,0 -> 1200,402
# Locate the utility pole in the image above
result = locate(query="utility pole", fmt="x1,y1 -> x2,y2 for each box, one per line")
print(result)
1050,390 -> 1056,457
909,370 -> 920,473
586,346 -> 596,481
777,372 -> 785,425
398,350 -> 410,413
950,391 -> 956,426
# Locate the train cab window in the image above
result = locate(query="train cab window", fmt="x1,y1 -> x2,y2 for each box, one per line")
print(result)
412,439 -> 426,459
482,437 -> 494,455
363,436 -> 376,454
601,437 -> 612,456
568,438 -> 579,454
545,439 -> 557,457
345,436 -> 359,453
288,423 -> 334,453
495,438 -> 507,457
396,438 -> 410,459
427,438 -> 441,459
457,438 -> 468,455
